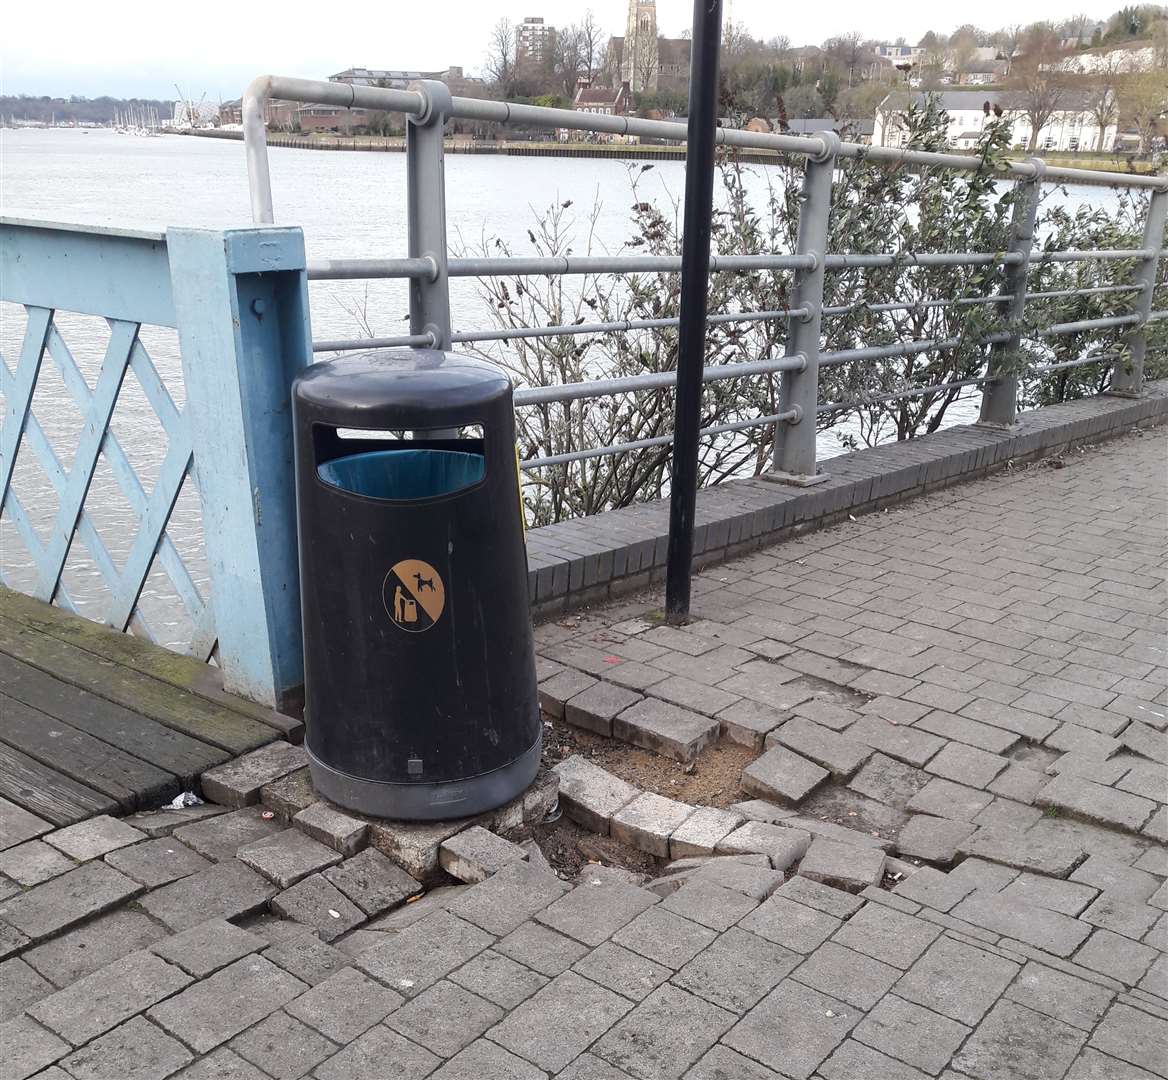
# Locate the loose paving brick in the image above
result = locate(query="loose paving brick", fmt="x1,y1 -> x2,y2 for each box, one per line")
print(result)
61,1015 -> 193,1080
538,668 -> 598,719
229,1010 -> 336,1080
592,982 -> 736,1079
741,746 -> 829,805
798,836 -> 886,891
260,768 -> 318,821
687,858 -> 785,901
487,970 -> 633,1073
612,791 -> 695,857
959,823 -> 1087,877
29,949 -> 191,1046
849,753 -> 933,809
898,813 -> 977,864
174,806 -> 285,862
291,801 -> 368,856
151,918 -> 263,978
951,892 -> 1092,957
717,699 -> 789,749
1071,854 -> 1161,903
565,680 -> 643,735
925,741 -> 1009,788
769,717 -> 872,778
895,935 -> 1019,1025
199,742 -> 308,807
270,873 -> 364,941
438,825 -> 527,883
954,999 -> 1087,1080
535,880 -> 659,945
21,908 -> 167,988
776,876 -> 865,919
147,955 -> 307,1054
614,697 -> 720,762
848,715 -> 946,768
724,979 -> 858,1079
139,858 -> 276,932
716,820 -> 811,869
553,755 -> 640,834
322,846 -> 422,915
0,859 -> 142,941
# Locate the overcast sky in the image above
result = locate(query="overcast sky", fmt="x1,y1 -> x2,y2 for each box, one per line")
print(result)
1,0 -> 1124,100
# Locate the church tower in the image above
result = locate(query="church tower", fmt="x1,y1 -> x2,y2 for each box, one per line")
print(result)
622,0 -> 659,92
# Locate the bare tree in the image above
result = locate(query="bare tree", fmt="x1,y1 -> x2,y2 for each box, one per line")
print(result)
1086,51 -> 1128,150
1122,70 -> 1168,154
634,36 -> 659,93
993,25 -> 1025,72
485,18 -> 517,93
1060,13 -> 1092,45
1006,32 -> 1073,150
576,10 -> 605,81
767,34 -> 791,56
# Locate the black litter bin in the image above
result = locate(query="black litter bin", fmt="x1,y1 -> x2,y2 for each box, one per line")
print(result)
292,348 -> 540,820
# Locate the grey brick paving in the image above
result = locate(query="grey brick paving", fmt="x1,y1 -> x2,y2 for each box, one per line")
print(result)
285,965 -> 402,1043
139,858 -> 276,932
953,1000 -> 1087,1080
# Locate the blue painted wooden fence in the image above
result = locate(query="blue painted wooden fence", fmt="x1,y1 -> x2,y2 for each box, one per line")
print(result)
0,218 -> 310,708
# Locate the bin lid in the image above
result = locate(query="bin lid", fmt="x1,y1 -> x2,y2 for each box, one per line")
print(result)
294,349 -> 511,419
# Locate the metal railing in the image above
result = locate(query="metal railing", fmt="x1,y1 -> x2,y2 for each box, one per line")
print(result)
243,75 -> 1167,482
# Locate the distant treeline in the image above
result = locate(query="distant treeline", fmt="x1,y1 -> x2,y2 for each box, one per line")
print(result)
1,96 -> 175,124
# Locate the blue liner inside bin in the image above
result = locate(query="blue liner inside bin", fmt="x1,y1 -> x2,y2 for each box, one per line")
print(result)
317,448 -> 485,500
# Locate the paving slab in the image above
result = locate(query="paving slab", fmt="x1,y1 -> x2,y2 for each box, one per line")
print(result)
291,801 -> 368,856
669,805 -> 745,858
718,699 -> 789,749
849,753 -> 933,809
895,934 -> 1019,1025
0,859 -> 142,941
60,1015 -> 193,1080
151,918 -> 264,978
449,948 -> 550,1009
797,836 -> 886,891
1036,773 -> 1157,832
428,1039 -> 547,1080
0,797 -> 52,851
314,1024 -> 439,1080
832,901 -> 941,969
611,905 -> 718,969
236,828 -> 342,888
959,823 -> 1087,877
896,814 -> 977,864
566,680 -> 643,736
906,776 -> 995,822
229,1009 -> 336,1080
449,861 -> 570,937
270,873 -> 364,941
768,717 -> 872,778
357,908 -> 494,996
791,939 -> 900,1010
951,891 -> 1093,957
103,836 -> 211,888
494,920 -> 590,976
386,978 -> 504,1058
2,1013 -> 70,1080
538,667 -> 598,719
716,820 -> 811,869
285,964 -> 402,1043
953,999 -> 1087,1080
660,881 -> 758,932
0,841 -> 76,887
571,941 -> 671,1003
738,894 -> 841,953
173,806 -> 285,862
854,994 -> 971,1074
535,880 -> 659,946
261,931 -> 349,986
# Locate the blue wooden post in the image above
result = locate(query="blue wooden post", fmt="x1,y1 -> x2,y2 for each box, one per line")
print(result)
167,226 -> 312,708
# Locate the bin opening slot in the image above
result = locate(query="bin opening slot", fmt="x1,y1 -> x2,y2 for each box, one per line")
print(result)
314,424 -> 485,501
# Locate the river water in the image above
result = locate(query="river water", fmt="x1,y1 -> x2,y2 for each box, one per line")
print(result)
0,128 -> 1120,647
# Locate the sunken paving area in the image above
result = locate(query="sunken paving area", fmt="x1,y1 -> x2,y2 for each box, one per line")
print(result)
0,427 -> 1165,1080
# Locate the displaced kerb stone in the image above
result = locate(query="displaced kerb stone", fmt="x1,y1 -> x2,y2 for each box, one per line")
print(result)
552,756 -> 640,835
43,816 -> 146,862
565,681 -> 643,737
798,836 -> 886,892
716,821 -> 811,870
292,801 -> 369,856
439,826 -> 528,884
718,700 -> 788,750
200,742 -> 309,808
614,698 -> 720,763
538,669 -> 597,719
669,806 -> 746,858
323,847 -> 422,916
611,792 -> 695,858
741,746 -> 829,805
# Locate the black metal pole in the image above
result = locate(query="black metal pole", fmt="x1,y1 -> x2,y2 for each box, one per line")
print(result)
665,0 -> 722,623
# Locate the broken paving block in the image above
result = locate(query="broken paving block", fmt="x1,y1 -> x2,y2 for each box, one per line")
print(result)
439,826 -> 528,884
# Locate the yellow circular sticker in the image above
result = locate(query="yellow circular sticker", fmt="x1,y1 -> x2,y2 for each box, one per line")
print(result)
383,559 -> 446,633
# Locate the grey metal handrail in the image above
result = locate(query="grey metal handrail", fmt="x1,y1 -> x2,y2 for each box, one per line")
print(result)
243,72 -> 1168,484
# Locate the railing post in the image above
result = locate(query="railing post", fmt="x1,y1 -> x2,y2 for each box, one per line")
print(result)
167,226 -> 312,710
407,81 -> 453,350
1110,185 -> 1167,397
771,133 -> 837,484
979,159 -> 1042,427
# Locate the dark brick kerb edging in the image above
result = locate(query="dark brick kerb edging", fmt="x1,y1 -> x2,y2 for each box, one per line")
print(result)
525,382 -> 1168,617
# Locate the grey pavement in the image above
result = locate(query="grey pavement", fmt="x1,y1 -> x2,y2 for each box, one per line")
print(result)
0,429 -> 1164,1079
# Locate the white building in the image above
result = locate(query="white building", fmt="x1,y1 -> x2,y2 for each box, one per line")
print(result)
873,91 -> 1118,153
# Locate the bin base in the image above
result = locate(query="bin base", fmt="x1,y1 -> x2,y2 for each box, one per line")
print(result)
305,735 -> 542,822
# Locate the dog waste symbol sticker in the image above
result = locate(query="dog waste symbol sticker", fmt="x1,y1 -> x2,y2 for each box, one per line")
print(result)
383,559 -> 445,633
